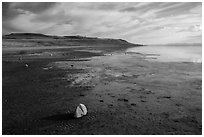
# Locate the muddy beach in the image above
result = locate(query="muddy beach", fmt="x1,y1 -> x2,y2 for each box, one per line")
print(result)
2,39 -> 202,135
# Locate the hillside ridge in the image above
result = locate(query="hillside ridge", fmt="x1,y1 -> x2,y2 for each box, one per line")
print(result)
3,33 -> 145,47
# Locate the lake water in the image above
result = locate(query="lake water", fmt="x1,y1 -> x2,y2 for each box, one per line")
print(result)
126,44 -> 202,63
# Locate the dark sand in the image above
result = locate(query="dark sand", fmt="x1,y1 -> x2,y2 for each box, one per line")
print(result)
2,44 -> 202,134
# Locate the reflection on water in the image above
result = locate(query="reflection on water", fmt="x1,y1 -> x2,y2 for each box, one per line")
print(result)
127,44 -> 202,63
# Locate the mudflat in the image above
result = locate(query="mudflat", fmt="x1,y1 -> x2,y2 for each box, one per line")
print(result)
2,37 -> 202,135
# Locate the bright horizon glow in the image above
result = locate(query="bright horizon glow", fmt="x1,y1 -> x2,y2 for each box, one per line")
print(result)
126,44 -> 202,62
2,2 -> 202,45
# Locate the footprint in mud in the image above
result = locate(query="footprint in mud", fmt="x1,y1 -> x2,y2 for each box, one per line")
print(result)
175,103 -> 182,107
195,107 -> 202,112
139,88 -> 154,94
103,82 -> 109,85
108,104 -> 113,107
129,89 -> 136,93
110,95 -> 116,98
130,103 -> 137,106
157,96 -> 171,99
85,114 -> 97,121
79,93 -> 85,97
99,99 -> 104,102
188,107 -> 202,114
40,121 -> 77,134
117,98 -> 129,102
106,93 -> 116,98
133,74 -> 140,78
161,112 -> 170,118
56,122 -> 76,131
83,85 -> 93,90
140,99 -> 147,102
138,95 -> 147,99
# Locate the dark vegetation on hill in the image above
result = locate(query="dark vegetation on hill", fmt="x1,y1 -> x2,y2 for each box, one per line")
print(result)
3,33 -> 145,48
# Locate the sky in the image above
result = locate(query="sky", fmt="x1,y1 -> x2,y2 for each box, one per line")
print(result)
2,2 -> 202,45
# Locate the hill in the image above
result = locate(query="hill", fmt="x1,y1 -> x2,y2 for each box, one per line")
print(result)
3,33 -> 145,52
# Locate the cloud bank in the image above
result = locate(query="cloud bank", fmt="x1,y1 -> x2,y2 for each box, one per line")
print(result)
2,2 -> 202,44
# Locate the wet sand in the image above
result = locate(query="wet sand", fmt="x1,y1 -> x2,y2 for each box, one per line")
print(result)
2,47 -> 202,135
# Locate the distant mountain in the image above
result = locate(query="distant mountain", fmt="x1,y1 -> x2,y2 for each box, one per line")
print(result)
3,33 -> 52,39
3,33 -> 145,48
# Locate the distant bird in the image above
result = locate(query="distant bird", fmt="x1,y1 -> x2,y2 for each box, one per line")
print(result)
25,64 -> 29,67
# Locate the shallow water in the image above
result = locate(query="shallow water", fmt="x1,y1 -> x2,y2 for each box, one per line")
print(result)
127,44 -> 202,63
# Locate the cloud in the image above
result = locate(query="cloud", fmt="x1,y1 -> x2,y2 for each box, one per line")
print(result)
119,3 -> 180,14
2,2 -> 19,20
3,2 -> 57,20
155,2 -> 201,18
177,24 -> 202,33
12,2 -> 57,13
2,2 -> 202,44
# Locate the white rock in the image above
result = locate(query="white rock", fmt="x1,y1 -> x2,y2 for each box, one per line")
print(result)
74,104 -> 88,118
